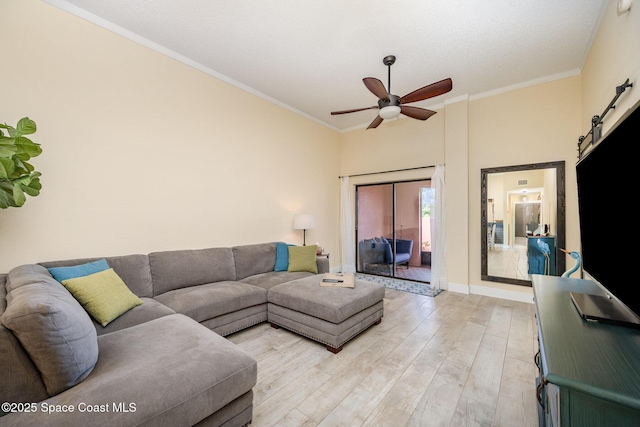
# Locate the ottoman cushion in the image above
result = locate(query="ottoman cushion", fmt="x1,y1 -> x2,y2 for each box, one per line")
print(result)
268,275 -> 385,324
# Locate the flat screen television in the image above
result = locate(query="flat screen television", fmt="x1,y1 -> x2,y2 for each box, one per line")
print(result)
574,99 -> 640,327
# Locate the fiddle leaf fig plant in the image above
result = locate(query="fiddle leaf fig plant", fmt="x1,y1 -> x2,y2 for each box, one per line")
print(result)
0,117 -> 43,209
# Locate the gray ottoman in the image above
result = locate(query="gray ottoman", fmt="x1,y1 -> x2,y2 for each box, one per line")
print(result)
267,275 -> 384,353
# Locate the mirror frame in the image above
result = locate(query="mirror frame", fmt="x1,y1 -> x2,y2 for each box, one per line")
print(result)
481,161 -> 566,287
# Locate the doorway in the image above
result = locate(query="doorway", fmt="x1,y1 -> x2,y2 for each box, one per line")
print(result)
515,203 -> 541,237
355,179 -> 432,283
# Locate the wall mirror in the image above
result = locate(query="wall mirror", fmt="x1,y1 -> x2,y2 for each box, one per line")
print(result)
481,161 -> 565,286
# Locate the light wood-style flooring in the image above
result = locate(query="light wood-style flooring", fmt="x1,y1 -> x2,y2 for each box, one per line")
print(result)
227,288 -> 539,427
487,237 -> 530,281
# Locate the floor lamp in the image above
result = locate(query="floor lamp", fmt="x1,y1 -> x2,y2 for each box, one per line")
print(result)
293,214 -> 315,246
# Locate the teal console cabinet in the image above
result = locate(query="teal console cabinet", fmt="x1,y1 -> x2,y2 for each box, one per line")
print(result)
528,236 -> 556,275
532,275 -> 640,426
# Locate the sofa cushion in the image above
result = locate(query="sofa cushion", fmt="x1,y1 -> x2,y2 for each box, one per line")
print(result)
1,264 -> 98,396
149,248 -> 236,296
93,298 -> 175,336
61,268 -> 144,327
0,314 -> 258,426
5,263 -> 55,294
95,315 -> 256,425
47,258 -> 109,282
154,281 -> 267,323
40,254 -> 154,298
274,242 -> 294,272
233,242 -> 277,280
240,271 -> 314,290
288,245 -> 318,274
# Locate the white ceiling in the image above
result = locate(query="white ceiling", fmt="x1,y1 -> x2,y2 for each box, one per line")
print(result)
47,0 -> 608,132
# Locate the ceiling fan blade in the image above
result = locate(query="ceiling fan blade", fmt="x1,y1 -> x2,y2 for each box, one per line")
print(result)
367,115 -> 384,130
399,78 -> 453,104
331,106 -> 378,115
363,77 -> 389,100
400,106 -> 437,121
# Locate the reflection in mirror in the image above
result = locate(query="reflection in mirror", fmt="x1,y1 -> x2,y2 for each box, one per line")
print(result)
481,161 -> 565,286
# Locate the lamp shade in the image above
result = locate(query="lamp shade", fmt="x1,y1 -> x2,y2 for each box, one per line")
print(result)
293,214 -> 315,230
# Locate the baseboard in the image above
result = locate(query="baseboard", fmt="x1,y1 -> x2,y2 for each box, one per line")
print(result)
340,267 -> 533,304
472,284 -> 533,303
446,283 -> 533,303
445,282 -> 470,294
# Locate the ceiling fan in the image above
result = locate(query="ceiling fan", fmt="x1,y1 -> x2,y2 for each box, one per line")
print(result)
331,55 -> 453,129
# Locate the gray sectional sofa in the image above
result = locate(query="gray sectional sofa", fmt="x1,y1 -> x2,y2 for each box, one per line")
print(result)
0,242 -> 329,426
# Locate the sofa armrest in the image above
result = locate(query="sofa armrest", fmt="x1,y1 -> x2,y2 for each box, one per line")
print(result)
395,239 -> 413,255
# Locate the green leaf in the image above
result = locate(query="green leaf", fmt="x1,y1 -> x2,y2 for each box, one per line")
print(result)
16,117 -> 36,136
0,158 -> 15,179
14,171 -> 40,185
0,118 -> 42,208
12,158 -> 34,176
0,145 -> 16,158
14,136 -> 42,159
0,136 -> 17,157
0,186 -> 14,208
11,172 -> 42,200
20,178 -> 42,197
12,183 -> 26,207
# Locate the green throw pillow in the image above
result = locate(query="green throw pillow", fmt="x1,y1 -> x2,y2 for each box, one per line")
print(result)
61,268 -> 143,327
288,245 -> 318,274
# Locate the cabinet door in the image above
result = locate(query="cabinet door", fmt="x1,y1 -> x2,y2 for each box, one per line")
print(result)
545,383 -> 560,427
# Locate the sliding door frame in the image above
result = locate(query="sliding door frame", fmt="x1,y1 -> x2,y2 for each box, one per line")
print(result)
355,178 -> 431,282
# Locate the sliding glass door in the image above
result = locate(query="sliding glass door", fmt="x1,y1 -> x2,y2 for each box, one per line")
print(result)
356,179 -> 432,283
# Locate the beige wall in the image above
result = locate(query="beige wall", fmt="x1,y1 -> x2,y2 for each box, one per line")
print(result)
339,113 -> 446,176
582,0 -> 640,133
0,0 -> 340,272
443,99 -> 470,290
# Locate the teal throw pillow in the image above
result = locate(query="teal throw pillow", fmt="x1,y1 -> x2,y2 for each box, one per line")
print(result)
48,259 -> 110,282
275,242 -> 294,271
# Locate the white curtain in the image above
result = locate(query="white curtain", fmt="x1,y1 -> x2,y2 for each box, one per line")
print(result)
430,164 -> 448,290
340,176 -> 356,273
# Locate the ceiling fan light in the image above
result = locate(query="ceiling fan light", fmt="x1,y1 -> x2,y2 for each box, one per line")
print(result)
379,105 -> 401,120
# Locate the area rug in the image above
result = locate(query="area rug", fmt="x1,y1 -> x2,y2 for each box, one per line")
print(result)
355,274 -> 442,297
